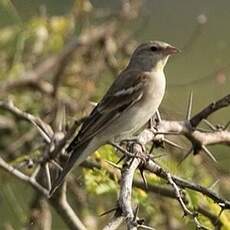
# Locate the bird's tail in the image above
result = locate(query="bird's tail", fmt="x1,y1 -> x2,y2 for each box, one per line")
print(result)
49,140 -> 92,196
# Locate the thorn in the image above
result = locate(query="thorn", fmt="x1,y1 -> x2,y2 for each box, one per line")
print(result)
224,121 -> 230,130
90,101 -> 98,107
55,103 -> 66,132
50,160 -> 63,171
62,105 -> 66,132
148,142 -> 155,154
154,131 -> 180,135
150,153 -> 167,160
155,109 -> 162,123
45,163 -> 52,191
110,141 -> 131,156
133,205 -> 139,220
164,138 -> 184,150
128,152 -> 137,167
178,147 -> 193,166
139,168 -> 148,190
99,207 -> 118,216
217,207 -> 224,219
203,119 -> 216,131
186,91 -> 193,120
138,225 -> 155,230
116,155 -> 126,164
104,159 -> 122,170
31,164 -> 41,179
209,179 -> 219,190
195,127 -> 210,132
202,145 -> 217,162
218,202 -> 225,209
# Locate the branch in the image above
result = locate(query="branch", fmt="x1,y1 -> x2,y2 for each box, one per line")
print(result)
81,160 -> 179,200
0,100 -> 53,143
26,195 -> 52,230
1,87 -> 229,229
50,183 -> 87,230
118,156 -> 140,229
48,117 -> 87,161
197,206 -> 222,230
0,155 -> 49,196
190,94 -> 230,127
0,155 -> 87,230
102,215 -> 125,230
135,94 -> 230,159
155,121 -> 230,147
145,160 -> 230,209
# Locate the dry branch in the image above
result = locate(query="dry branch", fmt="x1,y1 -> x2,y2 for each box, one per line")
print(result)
118,157 -> 140,229
0,100 -> 53,143
0,93 -> 229,229
190,94 -> 230,127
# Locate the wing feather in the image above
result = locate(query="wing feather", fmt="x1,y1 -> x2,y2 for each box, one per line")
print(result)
67,70 -> 149,152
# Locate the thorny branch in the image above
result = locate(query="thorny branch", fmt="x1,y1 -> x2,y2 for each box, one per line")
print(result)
103,94 -> 230,229
0,2 -> 229,227
0,93 -> 229,229
0,100 -> 53,143
190,94 -> 230,127
118,155 -> 141,229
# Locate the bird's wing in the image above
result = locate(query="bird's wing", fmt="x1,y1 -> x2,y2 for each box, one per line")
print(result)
67,70 -> 150,152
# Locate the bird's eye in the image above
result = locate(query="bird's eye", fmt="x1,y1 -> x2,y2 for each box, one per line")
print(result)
150,46 -> 158,52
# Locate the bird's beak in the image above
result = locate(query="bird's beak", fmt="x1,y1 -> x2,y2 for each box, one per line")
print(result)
163,46 -> 181,55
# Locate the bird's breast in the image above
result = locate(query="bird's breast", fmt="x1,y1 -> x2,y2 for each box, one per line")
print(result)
112,72 -> 166,141
133,71 -> 166,121
142,71 -> 166,111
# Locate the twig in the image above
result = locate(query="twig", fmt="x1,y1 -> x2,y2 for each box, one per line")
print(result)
0,100 -> 53,143
45,163 -> 52,191
203,119 -> 217,131
186,91 -> 193,120
48,117 -> 87,160
166,172 -> 193,216
0,156 -> 49,196
190,94 -> 230,127
145,160 -> 230,209
197,206 -> 222,230
102,215 -> 125,230
119,156 -> 140,229
201,145 -> 217,162
50,182 -> 87,230
0,155 -> 87,230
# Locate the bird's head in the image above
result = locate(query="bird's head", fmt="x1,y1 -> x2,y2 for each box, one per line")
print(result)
129,41 -> 180,72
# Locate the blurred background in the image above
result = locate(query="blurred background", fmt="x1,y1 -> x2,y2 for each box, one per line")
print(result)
0,0 -> 229,229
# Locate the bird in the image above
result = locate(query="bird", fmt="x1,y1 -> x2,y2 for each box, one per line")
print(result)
50,41 -> 179,196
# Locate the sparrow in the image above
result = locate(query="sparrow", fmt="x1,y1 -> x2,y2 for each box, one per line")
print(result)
50,41 -> 179,195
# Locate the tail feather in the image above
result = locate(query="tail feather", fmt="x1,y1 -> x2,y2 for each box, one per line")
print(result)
49,141 -> 90,196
